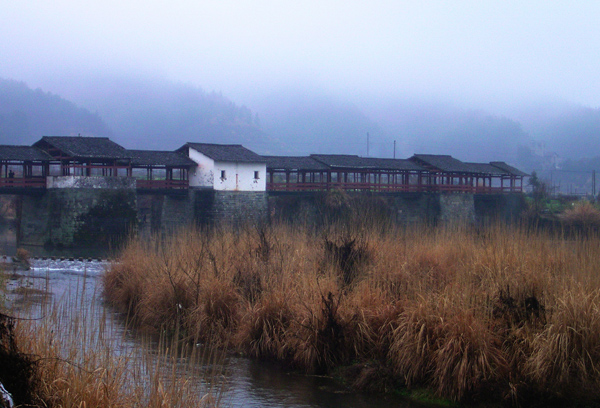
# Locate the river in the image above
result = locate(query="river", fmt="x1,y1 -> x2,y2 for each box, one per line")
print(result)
5,258 -> 431,408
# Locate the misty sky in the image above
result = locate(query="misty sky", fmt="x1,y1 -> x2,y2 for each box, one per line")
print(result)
2,1 -> 600,110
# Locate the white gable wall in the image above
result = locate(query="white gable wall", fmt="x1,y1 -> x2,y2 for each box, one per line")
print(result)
188,147 -> 215,188
187,146 -> 266,191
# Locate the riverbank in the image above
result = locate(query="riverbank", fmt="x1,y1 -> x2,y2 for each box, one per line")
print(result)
1,259 -> 224,407
103,221 -> 600,406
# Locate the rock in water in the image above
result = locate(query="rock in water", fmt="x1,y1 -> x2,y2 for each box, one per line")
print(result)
0,382 -> 14,408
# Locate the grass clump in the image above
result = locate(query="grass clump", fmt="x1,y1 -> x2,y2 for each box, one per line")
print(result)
105,222 -> 600,406
0,312 -> 40,406
560,201 -> 600,229
5,274 -> 225,408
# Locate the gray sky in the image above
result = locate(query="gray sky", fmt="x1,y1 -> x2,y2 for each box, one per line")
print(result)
2,1 -> 600,109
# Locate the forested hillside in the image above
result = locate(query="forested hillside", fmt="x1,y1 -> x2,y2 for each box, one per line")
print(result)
0,77 -> 282,154
62,77 -> 283,153
0,78 -> 112,145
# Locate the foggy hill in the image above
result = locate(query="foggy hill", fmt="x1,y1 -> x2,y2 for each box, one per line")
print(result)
61,76 -> 284,153
516,103 -> 600,160
361,99 -> 533,163
250,93 -> 387,156
4,72 -> 600,177
253,93 -> 535,163
0,78 -> 112,145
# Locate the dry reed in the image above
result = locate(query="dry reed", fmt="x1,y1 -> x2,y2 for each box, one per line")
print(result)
104,221 -> 600,405
6,273 -> 225,407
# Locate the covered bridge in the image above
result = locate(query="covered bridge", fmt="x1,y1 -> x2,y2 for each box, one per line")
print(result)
0,135 -> 527,195
266,154 -> 429,192
0,145 -> 51,188
410,154 -> 526,193
33,136 -> 133,177
129,150 -> 195,190
266,153 -> 526,193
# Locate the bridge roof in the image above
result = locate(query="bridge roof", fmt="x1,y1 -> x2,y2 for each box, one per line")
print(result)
0,145 -> 51,161
490,161 -> 529,177
129,150 -> 196,167
361,157 -> 426,171
264,156 -> 329,171
410,154 -> 477,173
464,162 -> 509,175
34,136 -> 131,160
181,143 -> 266,163
311,154 -> 425,171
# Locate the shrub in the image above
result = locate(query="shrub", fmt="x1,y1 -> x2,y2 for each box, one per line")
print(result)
560,201 -> 600,229
389,297 -> 506,401
14,248 -> 29,263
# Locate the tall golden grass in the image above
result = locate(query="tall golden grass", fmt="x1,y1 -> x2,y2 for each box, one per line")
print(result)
104,221 -> 600,405
6,274 -> 225,407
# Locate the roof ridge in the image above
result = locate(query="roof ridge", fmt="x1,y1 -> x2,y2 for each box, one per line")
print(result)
187,142 -> 243,147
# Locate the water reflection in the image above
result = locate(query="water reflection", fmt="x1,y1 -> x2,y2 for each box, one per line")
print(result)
226,358 -> 428,408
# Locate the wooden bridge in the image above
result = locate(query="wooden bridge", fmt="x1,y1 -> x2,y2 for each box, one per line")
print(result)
265,154 -> 526,194
0,136 -> 527,195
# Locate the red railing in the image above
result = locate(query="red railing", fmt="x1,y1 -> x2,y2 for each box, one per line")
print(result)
136,179 -> 189,189
0,177 -> 46,188
267,182 -> 522,193
268,182 -> 428,192
52,164 -> 131,177
0,177 -> 521,193
434,184 -> 522,193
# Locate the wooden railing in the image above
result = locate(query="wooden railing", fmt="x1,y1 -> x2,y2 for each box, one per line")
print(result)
54,164 -> 131,177
0,177 -> 521,193
267,182 -> 522,193
0,177 -> 46,188
434,184 -> 522,193
268,182 -> 429,192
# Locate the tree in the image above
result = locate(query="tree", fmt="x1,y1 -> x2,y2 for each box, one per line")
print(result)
528,171 -> 549,213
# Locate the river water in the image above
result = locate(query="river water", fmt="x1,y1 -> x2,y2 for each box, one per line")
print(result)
5,259 -> 429,408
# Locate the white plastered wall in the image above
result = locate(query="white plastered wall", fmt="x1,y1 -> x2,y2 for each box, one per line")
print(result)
188,148 -> 215,188
187,147 -> 266,191
213,161 -> 266,191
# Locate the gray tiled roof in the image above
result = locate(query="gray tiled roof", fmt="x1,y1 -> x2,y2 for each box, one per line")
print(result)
129,150 -> 196,167
264,154 -> 428,172
265,154 -> 434,171
0,145 -> 51,161
310,155 -> 426,171
34,136 -> 131,160
410,154 -> 476,173
464,162 -> 509,175
182,143 -> 265,163
310,154 -> 370,168
363,158 -> 427,171
490,161 -> 529,177
264,156 -> 329,171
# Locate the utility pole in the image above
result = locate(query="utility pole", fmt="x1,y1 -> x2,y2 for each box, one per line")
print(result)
393,140 -> 396,159
367,132 -> 370,157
